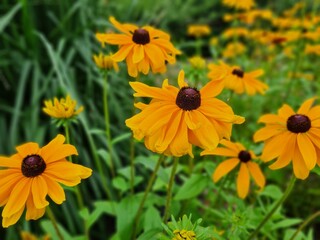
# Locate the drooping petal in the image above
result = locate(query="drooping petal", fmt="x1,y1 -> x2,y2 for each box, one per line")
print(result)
132,44 -> 145,63
247,162 -> 265,189
109,16 -> 137,36
213,158 -> 239,182
257,114 -> 285,124
31,176 -> 49,209
297,133 -> 317,170
0,170 -> 23,206
42,175 -> 66,204
292,145 -> 309,180
253,125 -> 286,142
237,163 -> 250,199
25,194 -> 46,220
129,81 -> 176,100
112,44 -> 134,62
201,147 -> 237,157
260,132 -> 291,162
2,177 -> 31,217
2,205 -> 24,228
144,43 -> 165,69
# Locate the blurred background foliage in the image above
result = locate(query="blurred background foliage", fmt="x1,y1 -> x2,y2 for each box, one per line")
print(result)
1,0 -> 320,239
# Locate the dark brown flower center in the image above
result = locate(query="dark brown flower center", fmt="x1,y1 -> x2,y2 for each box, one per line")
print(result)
21,154 -> 46,177
272,37 -> 287,45
287,114 -> 311,133
232,68 -> 244,78
176,87 -> 201,111
238,150 -> 251,163
132,29 -> 150,45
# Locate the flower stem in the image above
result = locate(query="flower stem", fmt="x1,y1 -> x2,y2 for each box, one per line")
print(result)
46,206 -> 64,240
103,70 -> 116,178
163,157 -> 179,223
247,175 -> 296,240
64,124 -> 72,163
289,210 -> 320,240
132,155 -> 165,238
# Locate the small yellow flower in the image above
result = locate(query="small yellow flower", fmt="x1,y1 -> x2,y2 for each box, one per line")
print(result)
305,44 -> 320,55
222,42 -> 246,59
201,140 -> 265,199
188,56 -> 206,70
20,231 -> 50,240
209,37 -> 218,46
222,27 -> 249,39
173,229 -> 196,240
93,53 -> 119,71
222,0 -> 255,11
43,95 -> 84,119
187,24 -> 211,38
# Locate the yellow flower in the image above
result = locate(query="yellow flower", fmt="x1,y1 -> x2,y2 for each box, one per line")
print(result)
187,24 -> 211,38
93,53 -> 119,71
207,61 -> 268,95
96,17 -> 181,77
222,0 -> 255,11
222,27 -> 249,39
222,42 -> 246,59
201,140 -> 265,199
125,70 -> 244,157
305,44 -> 320,55
20,231 -> 50,240
43,95 -> 83,119
173,229 -> 196,240
0,134 -> 92,227
254,98 -> 320,179
188,56 -> 206,70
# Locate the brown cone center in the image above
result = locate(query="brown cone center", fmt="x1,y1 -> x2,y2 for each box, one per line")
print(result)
232,68 -> 244,78
238,150 -> 251,163
132,29 -> 150,45
176,87 -> 201,111
287,114 -> 311,133
21,154 -> 46,177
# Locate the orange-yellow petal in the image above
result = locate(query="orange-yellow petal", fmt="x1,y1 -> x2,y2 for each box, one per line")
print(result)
16,142 -> 40,158
2,205 -> 24,228
42,175 -> 66,204
31,176 -> 49,209
297,133 -> 317,170
213,158 -> 239,182
247,162 -> 265,189
237,163 -> 250,199
292,145 -> 309,179
25,194 -> 46,220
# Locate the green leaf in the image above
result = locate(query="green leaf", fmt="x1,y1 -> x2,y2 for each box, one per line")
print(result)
112,132 -> 131,144
143,205 -> 162,231
0,3 -> 21,33
112,176 -> 129,192
137,228 -> 163,240
174,174 -> 209,200
271,218 -> 302,230
259,185 -> 283,200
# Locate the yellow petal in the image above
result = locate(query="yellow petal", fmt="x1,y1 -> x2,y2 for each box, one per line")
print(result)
2,177 -> 31,217
278,104 -> 295,119
32,176 -> 49,209
42,175 -> 65,204
144,43 -> 165,69
297,97 -> 316,114
201,147 -> 237,157
269,135 -> 295,170
16,142 -> 40,158
0,170 -> 23,206
132,44 -> 144,63
0,155 -> 21,168
213,158 -> 239,182
2,205 -> 24,228
126,51 -> 138,77
109,16 -> 137,35
261,132 -> 291,162
247,162 -> 265,189
112,44 -> 134,62
257,114 -> 285,124
254,125 -> 286,142
177,70 -> 187,88
25,194 -> 46,220
237,163 -> 250,199
292,145 -> 309,180
200,79 -> 224,98
297,133 -> 317,170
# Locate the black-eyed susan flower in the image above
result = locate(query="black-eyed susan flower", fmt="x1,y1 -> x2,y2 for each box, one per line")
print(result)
222,0 -> 255,11
254,98 -> 320,179
207,61 -> 268,95
201,140 -> 265,199
0,134 -> 92,227
93,53 -> 119,71
125,70 -> 244,157
305,44 -> 320,55
187,24 -> 211,38
96,17 -> 181,77
43,95 -> 83,119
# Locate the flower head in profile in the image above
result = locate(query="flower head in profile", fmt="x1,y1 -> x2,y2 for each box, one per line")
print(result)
43,95 -> 83,120
125,70 -> 244,157
0,134 -> 92,227
93,53 -> 119,71
254,98 -> 320,179
187,24 -> 211,38
222,0 -> 255,11
222,42 -> 246,59
208,61 -> 268,95
201,140 -> 265,199
96,17 -> 181,77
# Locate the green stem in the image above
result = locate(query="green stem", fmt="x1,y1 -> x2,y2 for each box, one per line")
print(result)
132,155 -> 165,238
289,210 -> 320,240
46,206 -> 64,240
64,124 -> 72,162
129,74 -> 140,194
247,175 -> 296,240
163,157 -> 179,223
103,70 -> 116,177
